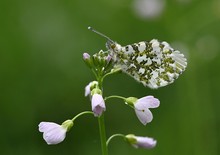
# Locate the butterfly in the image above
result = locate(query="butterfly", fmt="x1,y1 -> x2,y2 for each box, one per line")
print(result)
88,27 -> 187,89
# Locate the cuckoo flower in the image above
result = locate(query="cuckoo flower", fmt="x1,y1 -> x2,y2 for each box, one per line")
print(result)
91,93 -> 106,117
125,134 -> 157,149
85,82 -> 105,117
125,96 -> 160,125
84,81 -> 98,97
38,120 -> 73,145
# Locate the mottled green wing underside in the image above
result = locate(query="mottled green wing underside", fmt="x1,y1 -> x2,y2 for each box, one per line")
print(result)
114,39 -> 187,89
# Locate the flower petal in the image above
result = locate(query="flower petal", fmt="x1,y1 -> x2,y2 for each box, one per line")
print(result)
38,122 -> 67,145
85,81 -> 98,97
91,94 -> 106,116
135,108 -> 153,125
43,127 -> 66,145
39,122 -> 61,133
134,136 -> 157,149
85,83 -> 91,97
137,96 -> 160,109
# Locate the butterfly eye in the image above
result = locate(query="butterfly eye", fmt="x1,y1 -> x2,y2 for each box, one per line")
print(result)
105,41 -> 113,51
111,44 -> 116,49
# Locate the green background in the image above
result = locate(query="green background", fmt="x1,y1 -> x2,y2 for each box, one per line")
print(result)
1,0 -> 219,154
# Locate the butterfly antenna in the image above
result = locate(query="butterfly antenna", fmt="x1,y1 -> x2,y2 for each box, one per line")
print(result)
88,26 -> 114,43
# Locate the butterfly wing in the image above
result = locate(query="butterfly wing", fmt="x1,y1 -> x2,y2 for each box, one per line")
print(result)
114,39 -> 187,89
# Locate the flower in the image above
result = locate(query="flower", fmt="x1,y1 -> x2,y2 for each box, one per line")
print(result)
125,134 -> 157,149
134,96 -> 160,125
85,81 -> 98,97
91,93 -> 106,116
39,122 -> 66,145
38,120 -> 73,145
125,96 -> 160,125
86,84 -> 105,117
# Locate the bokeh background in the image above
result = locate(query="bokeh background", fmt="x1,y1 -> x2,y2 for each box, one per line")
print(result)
1,0 -> 220,154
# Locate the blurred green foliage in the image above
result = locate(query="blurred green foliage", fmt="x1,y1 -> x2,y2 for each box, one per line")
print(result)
0,0 -> 220,154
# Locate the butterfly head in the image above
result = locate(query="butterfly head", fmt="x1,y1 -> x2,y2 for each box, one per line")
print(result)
88,26 -> 121,53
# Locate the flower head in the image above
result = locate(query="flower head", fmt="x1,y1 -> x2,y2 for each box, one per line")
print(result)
125,96 -> 160,125
92,50 -> 113,69
38,120 -> 73,145
125,134 -> 157,149
91,93 -> 106,117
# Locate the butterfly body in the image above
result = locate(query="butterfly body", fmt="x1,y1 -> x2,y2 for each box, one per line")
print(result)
108,39 -> 187,89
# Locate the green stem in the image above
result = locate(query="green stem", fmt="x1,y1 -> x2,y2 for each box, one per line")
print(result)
105,95 -> 134,109
98,114 -> 108,155
105,95 -> 126,101
92,68 -> 98,80
97,74 -> 108,155
106,134 -> 125,146
102,72 -> 112,80
71,111 -> 93,122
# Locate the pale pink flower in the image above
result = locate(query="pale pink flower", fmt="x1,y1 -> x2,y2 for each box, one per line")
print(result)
85,81 -> 98,97
134,136 -> 156,148
91,94 -> 106,116
134,96 -> 160,125
125,134 -> 157,149
39,122 -> 67,145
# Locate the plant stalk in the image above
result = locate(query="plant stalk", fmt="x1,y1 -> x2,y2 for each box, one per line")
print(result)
98,114 -> 108,155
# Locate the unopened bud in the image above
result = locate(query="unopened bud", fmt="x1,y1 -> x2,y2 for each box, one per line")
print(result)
83,52 -> 93,68
83,53 -> 90,60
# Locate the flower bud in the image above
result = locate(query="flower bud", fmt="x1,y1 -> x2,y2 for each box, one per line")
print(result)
83,53 -> 90,60
106,55 -> 112,63
92,50 -> 113,71
125,134 -> 157,149
83,52 -> 93,68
